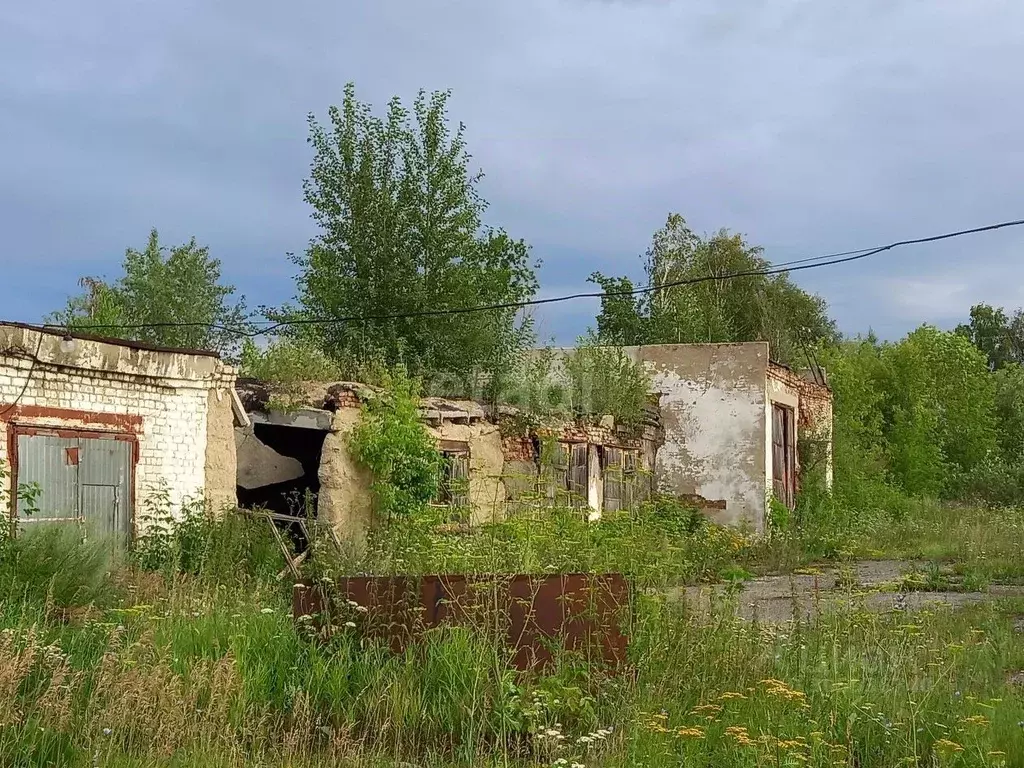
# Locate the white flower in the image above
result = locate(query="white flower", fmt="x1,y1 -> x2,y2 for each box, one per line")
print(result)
572,763 -> 586,768
355,605 -> 368,613
102,728 -> 112,736
344,621 -> 356,629
260,608 -> 275,614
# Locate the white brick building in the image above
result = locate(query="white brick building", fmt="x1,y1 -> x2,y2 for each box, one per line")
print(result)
0,323 -> 243,540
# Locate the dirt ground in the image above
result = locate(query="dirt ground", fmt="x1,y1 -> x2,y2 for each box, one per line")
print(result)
672,560 -> 1024,622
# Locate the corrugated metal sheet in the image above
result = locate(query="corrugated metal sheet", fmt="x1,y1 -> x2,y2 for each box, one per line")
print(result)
16,433 -> 132,540
16,434 -> 79,522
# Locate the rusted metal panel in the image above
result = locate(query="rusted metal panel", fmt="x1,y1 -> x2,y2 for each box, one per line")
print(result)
294,573 -> 631,671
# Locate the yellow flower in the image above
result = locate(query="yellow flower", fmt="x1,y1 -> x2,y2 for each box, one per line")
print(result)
718,691 -> 747,700
960,714 -> 990,726
934,738 -> 964,753
676,727 -> 705,739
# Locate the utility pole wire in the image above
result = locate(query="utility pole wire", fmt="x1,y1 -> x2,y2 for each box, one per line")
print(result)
47,217 -> 1024,339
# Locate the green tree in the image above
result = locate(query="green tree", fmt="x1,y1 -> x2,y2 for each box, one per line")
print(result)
284,84 -> 538,391
53,229 -> 249,356
955,303 -> 1024,370
993,363 -> 1024,462
590,214 -> 836,364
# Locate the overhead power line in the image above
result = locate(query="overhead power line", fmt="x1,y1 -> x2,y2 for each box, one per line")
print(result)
49,217 -> 1024,338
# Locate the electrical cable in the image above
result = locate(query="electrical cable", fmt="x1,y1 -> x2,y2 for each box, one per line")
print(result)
44,217 -> 1024,338
0,333 -> 45,418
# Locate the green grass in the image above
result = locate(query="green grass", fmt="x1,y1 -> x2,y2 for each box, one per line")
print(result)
1,503 -> 1023,766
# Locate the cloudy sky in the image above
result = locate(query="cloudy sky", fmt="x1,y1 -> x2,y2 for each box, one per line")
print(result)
3,0 -> 1023,343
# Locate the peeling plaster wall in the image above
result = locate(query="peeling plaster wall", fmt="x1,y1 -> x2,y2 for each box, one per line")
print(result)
317,407 -> 374,544
429,421 -> 506,525
203,388 -> 238,514
0,324 -> 237,530
624,344 -> 770,532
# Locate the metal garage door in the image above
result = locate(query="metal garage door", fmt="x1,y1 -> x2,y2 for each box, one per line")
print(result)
15,432 -> 133,542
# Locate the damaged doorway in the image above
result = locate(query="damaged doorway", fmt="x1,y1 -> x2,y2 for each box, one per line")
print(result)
236,411 -> 330,549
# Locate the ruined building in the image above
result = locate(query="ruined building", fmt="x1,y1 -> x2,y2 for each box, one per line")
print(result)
237,342 -> 832,537
234,380 -> 664,538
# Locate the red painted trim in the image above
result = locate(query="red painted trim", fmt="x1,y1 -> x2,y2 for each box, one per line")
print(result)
0,405 -> 142,432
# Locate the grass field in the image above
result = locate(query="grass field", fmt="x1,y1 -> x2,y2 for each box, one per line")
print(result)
2,502 -> 1023,767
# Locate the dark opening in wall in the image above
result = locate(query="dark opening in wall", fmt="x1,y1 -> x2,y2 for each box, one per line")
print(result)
237,423 -> 328,551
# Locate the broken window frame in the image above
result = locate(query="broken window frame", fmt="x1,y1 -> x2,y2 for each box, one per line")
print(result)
433,440 -> 470,518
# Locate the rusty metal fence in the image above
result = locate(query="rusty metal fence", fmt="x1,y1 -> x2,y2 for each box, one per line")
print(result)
293,572 -> 631,671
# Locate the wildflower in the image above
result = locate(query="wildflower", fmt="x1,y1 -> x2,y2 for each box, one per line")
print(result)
676,727 -> 705,738
102,728 -> 112,736
260,608 -> 275,614
934,738 -> 964,753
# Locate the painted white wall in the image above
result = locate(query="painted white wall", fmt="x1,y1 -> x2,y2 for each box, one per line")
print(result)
0,326 -> 235,530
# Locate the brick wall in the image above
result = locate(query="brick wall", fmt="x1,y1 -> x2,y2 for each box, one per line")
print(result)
0,325 -> 237,531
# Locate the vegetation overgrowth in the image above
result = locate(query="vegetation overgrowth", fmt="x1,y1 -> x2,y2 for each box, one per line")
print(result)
3,501 -> 1024,767
16,79 -> 1024,767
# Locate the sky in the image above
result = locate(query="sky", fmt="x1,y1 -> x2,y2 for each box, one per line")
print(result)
2,0 -> 1023,344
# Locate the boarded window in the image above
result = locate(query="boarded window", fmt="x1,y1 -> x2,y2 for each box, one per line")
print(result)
603,447 -> 623,512
566,443 -> 589,508
436,450 -> 470,509
603,447 -> 646,511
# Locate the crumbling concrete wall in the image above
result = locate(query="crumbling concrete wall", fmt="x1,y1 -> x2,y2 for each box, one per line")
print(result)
624,343 -> 771,532
317,407 -> 374,544
0,323 -> 238,530
204,388 -> 238,513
